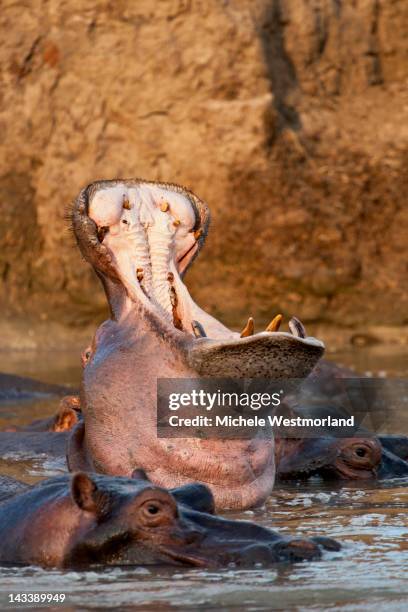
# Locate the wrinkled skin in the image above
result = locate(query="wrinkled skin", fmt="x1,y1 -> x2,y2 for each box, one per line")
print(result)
0,471 -> 340,569
67,179 -> 325,509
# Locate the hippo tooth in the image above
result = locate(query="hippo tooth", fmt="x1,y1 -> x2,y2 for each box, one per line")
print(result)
266,314 -> 283,332
160,201 -> 169,212
194,228 -> 203,240
240,317 -> 254,338
192,320 -> 207,338
288,316 -> 307,338
122,196 -> 132,210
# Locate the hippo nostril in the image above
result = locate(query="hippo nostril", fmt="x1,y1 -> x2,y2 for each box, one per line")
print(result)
275,539 -> 322,563
355,447 -> 367,458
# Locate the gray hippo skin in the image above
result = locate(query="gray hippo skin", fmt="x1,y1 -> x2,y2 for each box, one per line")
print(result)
0,373 -> 73,402
275,402 -> 408,480
67,180 -> 325,510
0,472 -> 340,569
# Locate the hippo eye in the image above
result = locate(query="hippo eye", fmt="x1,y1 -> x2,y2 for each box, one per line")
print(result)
355,447 -> 367,457
85,350 -> 91,360
138,497 -> 177,526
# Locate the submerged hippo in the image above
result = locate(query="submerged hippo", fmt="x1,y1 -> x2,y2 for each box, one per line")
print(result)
276,435 -> 383,480
3,396 -> 80,433
0,471 -> 339,569
275,402 -> 408,480
67,179 -> 325,509
0,373 -> 72,402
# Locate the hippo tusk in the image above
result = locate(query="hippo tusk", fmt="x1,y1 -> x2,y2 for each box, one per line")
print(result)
192,320 -> 207,338
266,314 -> 283,332
240,317 -> 254,338
289,316 -> 307,339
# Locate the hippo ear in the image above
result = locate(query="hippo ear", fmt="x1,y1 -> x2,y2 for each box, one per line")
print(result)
53,407 -> 78,432
71,473 -> 98,513
131,468 -> 151,482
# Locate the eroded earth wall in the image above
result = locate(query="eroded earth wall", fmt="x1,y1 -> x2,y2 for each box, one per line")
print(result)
1,0 -> 407,328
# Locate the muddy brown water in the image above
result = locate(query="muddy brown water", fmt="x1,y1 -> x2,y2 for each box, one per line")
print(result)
0,347 -> 406,611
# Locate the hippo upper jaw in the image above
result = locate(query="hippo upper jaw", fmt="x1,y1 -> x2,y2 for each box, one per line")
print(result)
169,508 -> 327,567
69,506 -> 328,568
72,179 -> 325,380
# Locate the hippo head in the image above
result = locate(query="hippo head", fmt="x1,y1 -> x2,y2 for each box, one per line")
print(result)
276,436 -> 383,480
63,472 -> 339,568
72,179 -> 324,378
69,180 -> 325,509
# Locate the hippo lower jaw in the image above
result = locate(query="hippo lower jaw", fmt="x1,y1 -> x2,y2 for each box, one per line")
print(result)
72,179 -> 324,379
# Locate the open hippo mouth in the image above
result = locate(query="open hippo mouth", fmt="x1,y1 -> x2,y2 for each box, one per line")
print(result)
72,179 -> 324,379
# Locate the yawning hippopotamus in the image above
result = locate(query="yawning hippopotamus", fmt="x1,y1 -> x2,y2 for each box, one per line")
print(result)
0,472 -> 339,568
67,179 -> 325,509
